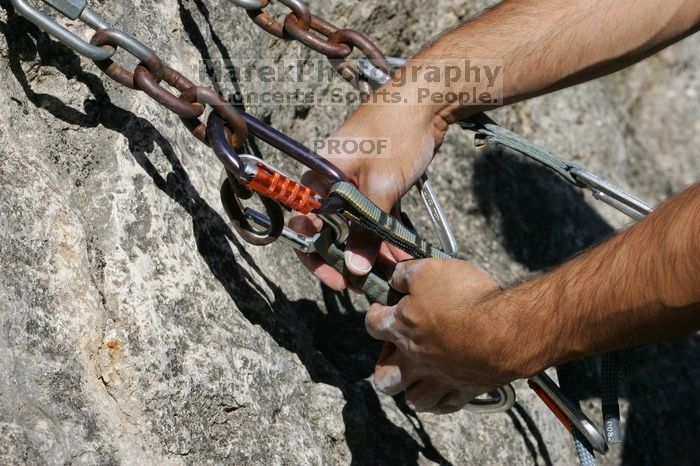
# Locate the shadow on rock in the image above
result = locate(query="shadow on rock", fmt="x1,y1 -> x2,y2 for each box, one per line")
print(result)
473,146 -> 615,269
1,2 -> 450,464
472,146 -> 700,465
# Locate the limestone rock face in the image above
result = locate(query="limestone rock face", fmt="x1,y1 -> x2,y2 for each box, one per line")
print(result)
1,1 -> 698,465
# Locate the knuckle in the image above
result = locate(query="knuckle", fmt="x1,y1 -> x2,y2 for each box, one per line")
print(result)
366,304 -> 396,338
394,300 -> 422,335
394,301 -> 411,327
365,303 -> 381,323
411,259 -> 439,282
365,305 -> 382,332
374,367 -> 404,395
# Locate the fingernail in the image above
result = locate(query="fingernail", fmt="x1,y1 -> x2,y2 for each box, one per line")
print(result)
406,401 -> 416,410
345,250 -> 372,275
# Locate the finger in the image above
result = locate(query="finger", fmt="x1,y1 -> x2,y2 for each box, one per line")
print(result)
345,225 -> 381,276
288,212 -> 323,236
385,243 -> 413,263
405,381 -> 451,412
372,242 -> 413,278
294,250 -> 349,291
373,349 -> 418,396
388,259 -> 422,295
365,302 -> 397,342
377,342 -> 397,365
431,389 -> 479,415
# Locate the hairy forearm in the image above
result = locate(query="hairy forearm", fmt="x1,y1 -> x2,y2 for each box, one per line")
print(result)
393,0 -> 700,121
497,183 -> 700,375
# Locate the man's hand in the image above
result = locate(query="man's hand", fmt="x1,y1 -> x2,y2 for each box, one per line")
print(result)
365,259 -> 548,413
289,103 -> 449,290
363,184 -> 700,414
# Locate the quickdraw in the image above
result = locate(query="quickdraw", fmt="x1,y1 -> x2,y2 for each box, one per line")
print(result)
11,0 -> 658,462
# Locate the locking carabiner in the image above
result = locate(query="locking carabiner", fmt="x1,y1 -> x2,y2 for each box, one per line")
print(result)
240,111 -> 348,185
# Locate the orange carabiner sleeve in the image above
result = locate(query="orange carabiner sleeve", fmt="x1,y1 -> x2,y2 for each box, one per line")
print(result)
248,163 -> 321,215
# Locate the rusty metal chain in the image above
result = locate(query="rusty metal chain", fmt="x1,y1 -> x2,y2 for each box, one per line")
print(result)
87,27 -> 248,150
15,0 -> 250,153
230,0 -> 390,96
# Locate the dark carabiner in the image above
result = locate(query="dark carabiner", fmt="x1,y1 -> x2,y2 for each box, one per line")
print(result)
220,173 -> 285,246
239,111 -> 348,185
207,112 -> 249,181
208,112 -> 285,245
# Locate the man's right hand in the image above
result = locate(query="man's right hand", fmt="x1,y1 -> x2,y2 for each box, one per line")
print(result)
288,102 -> 449,291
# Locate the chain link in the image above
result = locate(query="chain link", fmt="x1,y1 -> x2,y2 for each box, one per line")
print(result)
134,65 -> 205,119
179,86 -> 249,148
248,0 -> 311,38
283,14 -> 352,58
90,29 -> 164,89
236,0 -> 390,93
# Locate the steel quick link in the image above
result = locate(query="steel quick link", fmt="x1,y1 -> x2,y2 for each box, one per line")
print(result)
11,0 -> 113,60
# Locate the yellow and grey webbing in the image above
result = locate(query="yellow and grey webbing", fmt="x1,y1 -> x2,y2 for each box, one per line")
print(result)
328,182 -> 452,260
311,181 -> 451,305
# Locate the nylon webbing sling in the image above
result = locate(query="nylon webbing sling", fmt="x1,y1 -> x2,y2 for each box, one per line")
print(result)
463,113 -> 585,185
329,182 -> 452,260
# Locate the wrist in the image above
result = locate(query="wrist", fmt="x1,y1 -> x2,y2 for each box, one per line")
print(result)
350,96 -> 449,158
482,281 -> 569,379
379,42 -> 504,124
379,70 -> 479,126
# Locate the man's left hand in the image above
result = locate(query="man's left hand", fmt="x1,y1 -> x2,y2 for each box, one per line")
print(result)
365,259 -> 547,413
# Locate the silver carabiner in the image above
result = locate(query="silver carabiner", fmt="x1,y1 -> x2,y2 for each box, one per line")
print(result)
530,373 -> 608,453
570,169 -> 654,220
12,0 -> 115,61
226,0 -> 270,10
464,384 -> 516,414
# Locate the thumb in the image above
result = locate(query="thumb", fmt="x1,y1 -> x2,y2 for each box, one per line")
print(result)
345,225 -> 381,276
